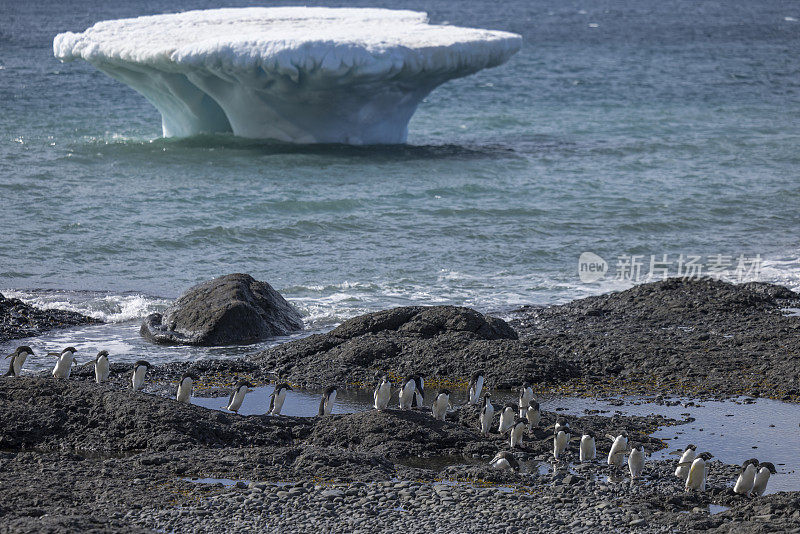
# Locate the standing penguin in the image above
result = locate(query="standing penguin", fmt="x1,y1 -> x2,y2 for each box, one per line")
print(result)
579,430 -> 597,462
733,458 -> 760,496
94,350 -> 110,383
525,401 -> 541,432
467,370 -> 485,404
412,375 -> 425,407
685,452 -> 713,491
176,372 -> 198,404
479,393 -> 494,436
318,385 -> 338,416
628,443 -> 645,479
607,432 -> 629,469
752,462 -> 777,497
269,383 -> 292,415
490,451 -> 519,470
131,360 -> 151,390
518,381 -> 534,413
431,389 -> 452,421
510,418 -> 527,449
51,347 -> 78,379
675,444 -> 697,481
226,380 -> 251,413
399,375 -> 423,410
5,346 -> 34,377
498,403 -> 517,434
373,375 -> 392,411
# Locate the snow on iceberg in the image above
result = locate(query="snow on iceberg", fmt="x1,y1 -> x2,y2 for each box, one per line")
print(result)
53,7 -> 522,144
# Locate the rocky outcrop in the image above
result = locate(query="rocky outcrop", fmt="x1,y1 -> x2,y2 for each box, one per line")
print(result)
0,292 -> 100,343
251,305 -> 578,389
140,274 -> 303,346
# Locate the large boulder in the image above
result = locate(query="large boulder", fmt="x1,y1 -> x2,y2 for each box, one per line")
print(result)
140,274 -> 303,346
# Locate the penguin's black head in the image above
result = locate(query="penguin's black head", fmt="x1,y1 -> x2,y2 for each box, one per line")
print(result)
583,429 -> 596,438
556,417 -> 568,426
746,458 -> 759,468
686,444 -> 697,451
631,442 -> 643,451
96,350 -> 109,360
530,400 -> 540,411
619,431 -> 628,438
235,380 -> 253,389
699,452 -> 713,461
134,360 -> 152,369
62,347 -> 77,354
324,385 -> 337,395
182,372 -> 200,381
522,381 -> 531,388
760,462 -> 777,474
438,388 -> 451,396
505,403 -> 517,411
17,346 -> 34,356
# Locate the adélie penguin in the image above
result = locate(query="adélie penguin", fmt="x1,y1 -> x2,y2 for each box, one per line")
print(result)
733,458 -> 760,496
628,443 -> 645,479
685,452 -> 713,492
752,462 -> 777,497
498,403 -> 517,434
431,389 -> 452,421
131,360 -> 152,390
479,393 -> 494,436
51,347 -> 78,379
399,375 -> 424,409
553,428 -> 569,460
226,380 -> 251,413
94,350 -> 110,383
675,444 -> 697,481
467,370 -> 484,405
579,430 -> 597,462
490,451 -> 519,470
412,375 -> 425,407
607,431 -> 629,468
176,372 -> 199,404
524,400 -> 540,432
510,418 -> 526,448
373,375 -> 392,411
5,346 -> 34,377
269,383 -> 292,415
518,381 -> 534,412
318,385 -> 338,416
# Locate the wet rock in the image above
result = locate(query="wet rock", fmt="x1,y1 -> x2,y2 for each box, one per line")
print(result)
140,273 -> 303,346
0,292 -> 100,343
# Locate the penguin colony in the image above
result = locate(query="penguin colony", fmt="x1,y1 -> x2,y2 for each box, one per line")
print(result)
3,347 -> 781,495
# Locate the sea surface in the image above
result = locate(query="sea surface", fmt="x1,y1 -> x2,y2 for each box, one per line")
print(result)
2,0 -> 800,366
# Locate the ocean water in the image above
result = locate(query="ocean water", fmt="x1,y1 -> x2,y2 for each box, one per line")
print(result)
2,0 -> 800,366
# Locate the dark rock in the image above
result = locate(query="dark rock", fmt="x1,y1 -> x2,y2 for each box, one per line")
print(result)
140,273 -> 302,346
0,292 -> 100,343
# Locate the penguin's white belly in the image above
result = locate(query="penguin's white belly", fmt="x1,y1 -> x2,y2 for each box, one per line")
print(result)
685,459 -> 706,491
399,383 -> 415,409
554,431 -> 568,458
228,390 -> 246,412
519,390 -> 533,409
272,390 -> 288,414
53,357 -> 73,378
734,466 -> 757,495
432,398 -> 448,421
324,390 -> 337,415
469,375 -> 484,404
480,405 -> 494,434
176,380 -> 192,403
675,451 -> 696,480
752,469 -> 771,496
95,360 -> 109,383
510,425 -> 524,447
629,451 -> 644,478
608,437 -> 627,466
374,384 -> 391,410
579,437 -> 596,461
525,409 -> 540,429
498,411 -> 514,433
13,354 -> 27,375
492,458 -> 511,470
132,367 -> 147,390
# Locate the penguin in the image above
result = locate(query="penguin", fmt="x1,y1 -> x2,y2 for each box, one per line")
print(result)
518,381 -> 534,412
490,451 -> 519,470
555,417 -> 570,437
5,346 -> 34,377
628,443 -> 645,479
94,350 -> 110,383
226,380 -> 251,413
318,385 -> 338,416
467,370 -> 484,405
269,383 -> 292,415
675,444 -> 697,481
373,375 -> 392,411
413,375 -> 425,407
685,452 -> 713,492
752,462 -> 777,497
607,431 -> 629,469
553,429 -> 569,459
498,403 -> 517,434
131,360 -> 151,390
733,458 -> 760,496
479,393 -> 494,436
431,389 -> 451,421
579,430 -> 597,462
525,401 -> 541,432
510,418 -> 526,448
51,347 -> 78,379
176,372 -> 198,404
399,375 -> 424,410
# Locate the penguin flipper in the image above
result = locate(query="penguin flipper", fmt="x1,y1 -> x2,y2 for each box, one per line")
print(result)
268,394 -> 275,414
227,389 -> 236,408
318,396 -> 326,416
4,360 -> 15,376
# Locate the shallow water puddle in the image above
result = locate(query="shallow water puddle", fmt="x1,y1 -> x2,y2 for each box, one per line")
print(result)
191,385 -> 373,417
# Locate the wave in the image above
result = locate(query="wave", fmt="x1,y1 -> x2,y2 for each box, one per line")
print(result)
1,289 -> 169,323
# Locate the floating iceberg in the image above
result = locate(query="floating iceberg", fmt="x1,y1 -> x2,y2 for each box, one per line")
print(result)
53,7 -> 521,144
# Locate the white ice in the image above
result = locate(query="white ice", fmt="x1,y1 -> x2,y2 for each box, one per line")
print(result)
53,7 -> 522,144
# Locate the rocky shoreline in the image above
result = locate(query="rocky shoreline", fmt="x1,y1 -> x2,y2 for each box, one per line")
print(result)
0,292 -> 100,344
2,278 -> 800,532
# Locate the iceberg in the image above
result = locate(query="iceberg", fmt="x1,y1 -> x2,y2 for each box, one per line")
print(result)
53,7 -> 521,144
